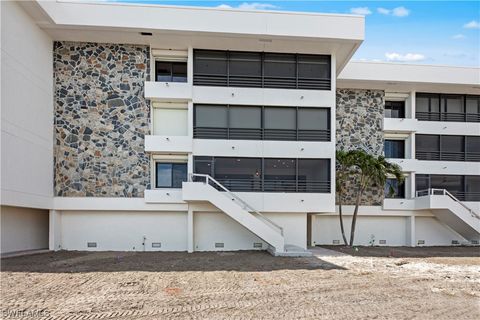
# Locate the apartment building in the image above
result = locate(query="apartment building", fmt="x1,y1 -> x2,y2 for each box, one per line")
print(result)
1,1 -> 478,255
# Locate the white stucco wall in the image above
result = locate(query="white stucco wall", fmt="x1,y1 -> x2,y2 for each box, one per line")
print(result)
60,211 -> 188,251
194,211 -> 266,251
313,215 -> 408,246
415,217 -> 465,246
1,206 -> 49,254
1,1 -> 54,209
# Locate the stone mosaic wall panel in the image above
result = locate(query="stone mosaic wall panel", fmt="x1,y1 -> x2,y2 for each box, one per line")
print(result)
54,42 -> 150,197
336,89 -> 385,205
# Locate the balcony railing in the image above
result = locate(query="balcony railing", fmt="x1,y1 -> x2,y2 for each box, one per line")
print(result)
193,127 -> 330,141
416,151 -> 480,162
416,112 -> 480,122
193,177 -> 331,193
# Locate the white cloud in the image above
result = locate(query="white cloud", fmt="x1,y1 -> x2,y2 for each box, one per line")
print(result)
377,6 -> 410,17
452,34 -> 466,40
217,3 -> 278,10
385,52 -> 426,62
350,7 -> 372,15
377,8 -> 390,15
463,20 -> 480,29
392,6 -> 410,17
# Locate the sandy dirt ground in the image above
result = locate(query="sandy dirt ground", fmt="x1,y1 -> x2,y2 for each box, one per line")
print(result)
1,247 -> 479,319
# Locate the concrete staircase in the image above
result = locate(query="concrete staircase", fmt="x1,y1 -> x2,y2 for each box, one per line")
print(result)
183,174 -> 286,254
416,189 -> 480,242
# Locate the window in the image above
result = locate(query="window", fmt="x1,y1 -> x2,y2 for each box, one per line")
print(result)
384,140 -> 405,159
152,104 -> 188,136
441,135 -> 464,161
384,101 -> 405,118
264,107 -> 296,140
416,135 -> 479,162
264,159 -> 297,192
416,174 -> 480,201
193,157 -> 330,193
194,105 -> 228,139
193,49 -> 331,90
298,159 -> 330,192
194,105 -> 330,141
155,61 -> 187,82
384,178 -> 405,199
155,162 -> 187,188
416,93 -> 480,122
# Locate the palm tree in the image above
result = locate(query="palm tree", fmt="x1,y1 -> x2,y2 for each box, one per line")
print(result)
335,150 -> 353,245
348,150 -> 404,246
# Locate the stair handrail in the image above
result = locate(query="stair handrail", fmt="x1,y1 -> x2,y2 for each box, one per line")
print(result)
190,173 -> 284,236
416,188 -> 480,219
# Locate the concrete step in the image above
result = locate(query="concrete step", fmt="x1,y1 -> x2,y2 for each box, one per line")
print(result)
269,244 -> 312,257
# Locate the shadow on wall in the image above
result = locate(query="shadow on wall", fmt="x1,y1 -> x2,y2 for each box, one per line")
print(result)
0,250 -> 346,273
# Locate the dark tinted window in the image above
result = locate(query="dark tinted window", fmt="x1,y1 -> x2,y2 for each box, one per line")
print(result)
155,61 -> 187,82
441,135 -> 464,153
194,50 -> 227,75
385,101 -> 405,118
297,55 -> 330,79
384,140 -> 405,158
416,135 -> 439,152
264,158 -> 296,192
298,108 -> 329,130
385,178 -> 405,198
298,159 -> 330,192
264,107 -> 296,130
466,176 -> 480,201
229,52 -> 261,77
263,53 -> 296,78
416,174 -> 430,192
442,95 -> 464,113
155,163 -> 187,188
229,106 -> 261,129
431,175 -> 464,195
195,105 -> 228,128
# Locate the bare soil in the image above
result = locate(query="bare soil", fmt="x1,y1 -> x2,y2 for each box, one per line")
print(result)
1,247 -> 479,319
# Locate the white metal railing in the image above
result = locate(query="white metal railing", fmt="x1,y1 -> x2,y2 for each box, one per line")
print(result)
189,173 -> 284,236
416,188 -> 480,219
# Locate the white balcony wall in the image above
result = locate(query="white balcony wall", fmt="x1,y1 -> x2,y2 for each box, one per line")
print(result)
145,81 -> 192,101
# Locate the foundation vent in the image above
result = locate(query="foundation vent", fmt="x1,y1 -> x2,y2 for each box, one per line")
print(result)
471,240 -> 479,245
451,240 -> 459,245
152,242 -> 162,248
379,240 -> 387,245
417,240 -> 425,245
87,242 -> 97,248
253,243 -> 263,248
332,240 -> 340,245
215,242 -> 224,248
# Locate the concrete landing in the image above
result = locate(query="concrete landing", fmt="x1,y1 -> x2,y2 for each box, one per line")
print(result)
270,244 -> 313,257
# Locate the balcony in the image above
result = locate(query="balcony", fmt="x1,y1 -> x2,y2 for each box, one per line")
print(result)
145,135 -> 192,153
383,118 -> 418,132
144,81 -> 192,101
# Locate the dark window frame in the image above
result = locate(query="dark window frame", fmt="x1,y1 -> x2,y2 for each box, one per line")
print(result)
193,156 -> 331,193
384,101 -> 406,118
193,104 -> 331,141
154,162 -> 188,189
416,134 -> 480,162
155,60 -> 188,83
416,93 -> 480,123
385,178 -> 405,199
193,49 -> 331,90
415,174 -> 480,201
384,139 -> 405,159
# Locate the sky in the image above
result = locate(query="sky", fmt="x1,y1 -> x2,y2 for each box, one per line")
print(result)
102,1 -> 480,66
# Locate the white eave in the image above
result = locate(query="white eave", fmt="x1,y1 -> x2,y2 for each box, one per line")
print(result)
338,61 -> 480,94
21,0 -> 365,73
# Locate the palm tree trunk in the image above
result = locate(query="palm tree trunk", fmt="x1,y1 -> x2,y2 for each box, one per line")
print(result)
349,187 -> 363,246
338,192 -> 348,245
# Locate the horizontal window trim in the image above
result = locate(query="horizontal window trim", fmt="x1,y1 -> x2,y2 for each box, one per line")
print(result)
193,156 -> 331,193
416,134 -> 480,162
416,93 -> 480,123
193,104 -> 331,142
193,49 -> 331,90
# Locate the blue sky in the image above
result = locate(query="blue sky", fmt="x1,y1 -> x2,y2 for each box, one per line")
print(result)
107,1 -> 479,66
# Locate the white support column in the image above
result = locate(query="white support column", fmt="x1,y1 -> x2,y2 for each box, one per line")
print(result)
310,214 -> 317,247
406,215 -> 416,247
49,210 -> 62,251
187,206 -> 194,253
410,91 -> 416,119
410,172 -> 416,199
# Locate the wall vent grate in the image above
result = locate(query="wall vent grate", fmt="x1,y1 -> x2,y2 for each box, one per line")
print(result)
379,240 -> 387,245
87,242 -> 97,248
451,240 -> 459,245
152,242 -> 162,248
417,240 -> 425,245
471,240 -> 479,245
332,240 -> 340,245
215,242 -> 224,248
253,243 -> 263,248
